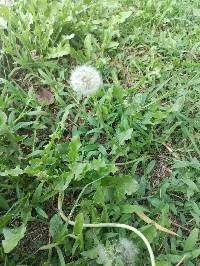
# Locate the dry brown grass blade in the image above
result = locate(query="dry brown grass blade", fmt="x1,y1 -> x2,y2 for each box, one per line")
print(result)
136,211 -> 178,236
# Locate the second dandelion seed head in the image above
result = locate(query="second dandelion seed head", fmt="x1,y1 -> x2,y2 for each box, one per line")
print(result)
95,238 -> 137,266
70,65 -> 102,96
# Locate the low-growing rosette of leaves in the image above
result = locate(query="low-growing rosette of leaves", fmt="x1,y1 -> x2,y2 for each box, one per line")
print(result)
0,0 -> 200,265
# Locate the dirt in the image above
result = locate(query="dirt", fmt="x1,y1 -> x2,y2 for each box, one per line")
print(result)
150,148 -> 173,189
18,220 -> 49,254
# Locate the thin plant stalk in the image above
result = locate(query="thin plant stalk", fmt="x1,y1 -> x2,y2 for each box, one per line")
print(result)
58,191 -> 156,266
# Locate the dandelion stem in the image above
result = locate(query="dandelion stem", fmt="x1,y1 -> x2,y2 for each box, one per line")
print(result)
58,191 -> 156,266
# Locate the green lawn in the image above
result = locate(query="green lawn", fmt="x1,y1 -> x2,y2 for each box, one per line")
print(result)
0,0 -> 200,265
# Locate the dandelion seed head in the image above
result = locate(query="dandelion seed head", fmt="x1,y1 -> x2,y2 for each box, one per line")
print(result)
97,244 -> 112,266
0,0 -> 13,7
96,238 -> 137,266
116,238 -> 138,265
70,65 -> 102,96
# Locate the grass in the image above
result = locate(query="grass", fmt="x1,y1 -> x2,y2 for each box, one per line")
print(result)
0,0 -> 200,265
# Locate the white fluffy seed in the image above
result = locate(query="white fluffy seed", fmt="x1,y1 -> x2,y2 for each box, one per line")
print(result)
0,0 -> 13,6
69,65 -> 102,96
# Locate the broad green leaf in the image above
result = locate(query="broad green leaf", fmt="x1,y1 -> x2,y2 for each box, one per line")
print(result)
0,194 -> 9,209
190,157 -> 200,169
2,225 -> 26,253
60,104 -> 75,129
0,111 -> 7,124
101,29 -> 113,51
39,243 -> 58,250
119,176 -> 138,196
145,160 -> 156,175
184,228 -> 199,251
70,48 -> 86,63
102,175 -> 138,201
84,34 -> 93,59
183,179 -> 199,192
82,247 -> 99,260
0,195 -> 29,229
118,128 -> 133,144
101,206 -> 109,223
93,186 -> 104,206
68,136 -> 81,163
191,248 -> 200,259
120,204 -> 147,214
117,176 -> 138,196
0,166 -> 23,177
55,246 -> 65,266
32,182 -> 43,204
47,41 -> 70,59
116,11 -> 132,24
70,162 -> 86,181
13,121 -> 34,131
161,204 -> 170,227
90,158 -> 106,171
55,171 -> 74,190
74,213 -> 84,236
73,213 -> 84,251
49,214 -> 63,240
173,160 -> 190,168
156,261 -> 172,266
108,41 -> 119,49
173,158 -> 200,169
141,225 -> 157,243
182,127 -> 200,156
172,96 -> 185,112
36,207 -> 48,219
